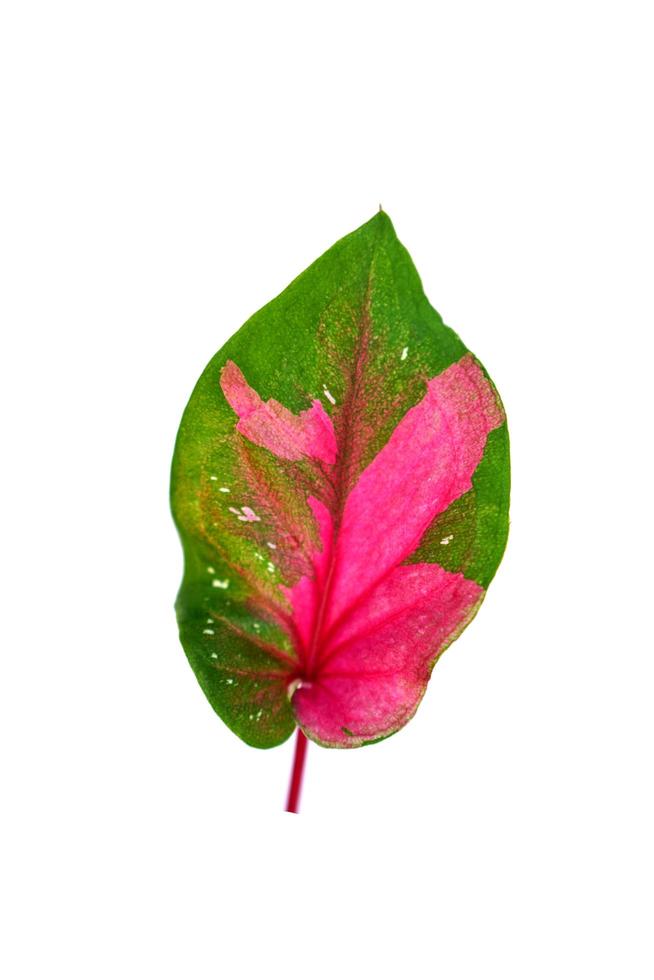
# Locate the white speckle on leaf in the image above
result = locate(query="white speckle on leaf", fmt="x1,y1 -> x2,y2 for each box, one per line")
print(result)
210,653 -> 218,659
323,386 -> 336,405
239,506 -> 260,523
267,562 -> 275,573
219,487 -> 230,493
206,617 -> 213,624
401,346 -> 409,360
209,475 -> 218,481
266,541 -> 277,550
253,622 -> 261,632
207,566 -> 215,574
203,628 -> 215,635
254,552 -> 264,561
212,578 -> 229,589
228,506 -> 241,516
226,678 -> 234,685
440,534 -> 454,545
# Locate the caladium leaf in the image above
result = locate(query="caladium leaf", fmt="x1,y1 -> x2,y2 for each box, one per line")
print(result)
171,212 -> 509,750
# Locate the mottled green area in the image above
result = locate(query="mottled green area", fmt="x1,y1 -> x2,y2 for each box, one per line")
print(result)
171,212 -> 510,748
179,618 -> 295,749
174,548 -> 296,747
406,426 -> 511,587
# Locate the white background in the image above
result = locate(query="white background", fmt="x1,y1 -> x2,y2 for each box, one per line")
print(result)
2,2 -> 652,977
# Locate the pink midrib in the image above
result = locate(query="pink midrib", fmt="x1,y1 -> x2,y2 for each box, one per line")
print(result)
302,281 -> 373,680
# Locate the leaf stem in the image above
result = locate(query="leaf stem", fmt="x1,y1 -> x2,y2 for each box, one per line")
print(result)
285,729 -> 308,813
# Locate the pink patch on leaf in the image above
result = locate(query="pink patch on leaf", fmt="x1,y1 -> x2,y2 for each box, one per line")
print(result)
325,353 -> 503,628
220,361 -> 337,465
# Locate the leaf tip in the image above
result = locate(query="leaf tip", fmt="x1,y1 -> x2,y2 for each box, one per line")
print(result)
369,206 -> 396,239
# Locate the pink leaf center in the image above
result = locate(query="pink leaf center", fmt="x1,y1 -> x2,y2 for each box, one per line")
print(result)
221,353 -> 504,745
